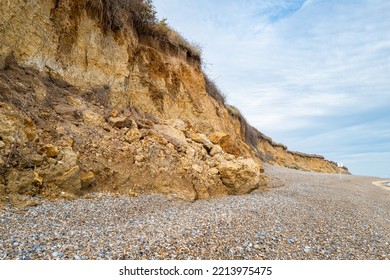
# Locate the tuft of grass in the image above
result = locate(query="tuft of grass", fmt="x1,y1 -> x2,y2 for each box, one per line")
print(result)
226,104 -> 240,118
152,19 -> 202,60
204,74 -> 226,104
226,104 -> 259,148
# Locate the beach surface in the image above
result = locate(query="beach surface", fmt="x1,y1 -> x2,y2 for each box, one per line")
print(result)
372,180 -> 390,190
1,165 -> 389,260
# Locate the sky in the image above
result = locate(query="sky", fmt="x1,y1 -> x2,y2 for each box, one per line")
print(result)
153,0 -> 390,178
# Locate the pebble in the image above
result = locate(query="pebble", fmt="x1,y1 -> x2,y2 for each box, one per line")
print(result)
0,165 -> 389,260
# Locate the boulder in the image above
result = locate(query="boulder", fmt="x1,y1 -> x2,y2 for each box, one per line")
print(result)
208,132 -> 242,157
81,171 -> 96,188
6,170 -> 37,195
152,125 -> 187,148
55,166 -> 81,193
0,102 -> 36,144
189,133 -> 213,151
38,147 -> 81,193
217,158 -> 262,195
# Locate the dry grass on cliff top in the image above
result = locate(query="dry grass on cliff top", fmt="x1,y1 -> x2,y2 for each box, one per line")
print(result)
84,0 -> 202,60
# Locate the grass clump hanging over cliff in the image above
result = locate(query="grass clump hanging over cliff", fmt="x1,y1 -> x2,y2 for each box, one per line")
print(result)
84,0 -> 201,60
85,0 -> 156,34
204,75 -> 227,104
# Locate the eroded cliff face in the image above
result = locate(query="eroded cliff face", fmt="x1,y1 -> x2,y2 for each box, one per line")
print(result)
0,0 -> 347,207
1,0 -> 237,135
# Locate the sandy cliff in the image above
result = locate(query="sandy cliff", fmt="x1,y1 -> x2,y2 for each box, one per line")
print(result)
0,0 -> 348,207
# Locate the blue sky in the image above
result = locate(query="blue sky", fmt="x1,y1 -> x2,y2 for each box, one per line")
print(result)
153,0 -> 390,177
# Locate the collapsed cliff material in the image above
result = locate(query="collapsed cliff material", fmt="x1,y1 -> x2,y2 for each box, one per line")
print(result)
0,61 -> 266,207
0,0 -> 348,207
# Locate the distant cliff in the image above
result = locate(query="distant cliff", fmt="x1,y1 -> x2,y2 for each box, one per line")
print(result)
0,0 -> 348,207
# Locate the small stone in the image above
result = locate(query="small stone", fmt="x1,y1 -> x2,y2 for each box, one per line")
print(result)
125,127 -> 141,143
29,153 -> 44,165
47,158 -> 57,164
109,116 -> 130,128
253,244 -> 260,249
83,110 -> 105,126
44,144 -> 59,157
134,155 -> 144,163
192,164 -> 203,173
209,168 -> 219,175
304,247 -> 311,253
288,238 -> 295,244
22,147 -> 30,156
52,252 -> 59,257
110,109 -> 119,118
54,104 -> 77,115
81,171 -> 96,188
34,171 -> 43,186
189,133 -> 213,150
171,119 -> 186,131
0,141 -> 5,148
189,133 -> 207,144
137,119 -> 153,129
210,145 -> 222,156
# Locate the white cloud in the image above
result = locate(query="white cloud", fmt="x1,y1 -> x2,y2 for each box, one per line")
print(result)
153,0 -> 390,176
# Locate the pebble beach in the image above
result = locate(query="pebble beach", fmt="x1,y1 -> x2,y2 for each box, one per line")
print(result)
1,165 -> 389,260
